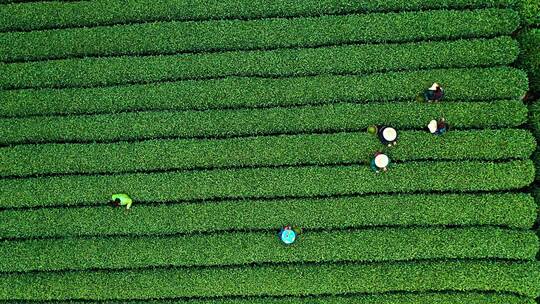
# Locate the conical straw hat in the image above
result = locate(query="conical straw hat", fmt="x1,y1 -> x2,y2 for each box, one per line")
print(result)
375,154 -> 389,168
428,120 -> 438,133
382,127 -> 397,141
429,83 -> 439,90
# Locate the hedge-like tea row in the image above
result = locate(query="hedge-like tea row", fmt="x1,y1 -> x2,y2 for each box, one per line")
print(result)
0,37 -> 518,90
1,227 -> 536,273
531,103 -> 540,183
519,0 -> 540,26
0,0 -> 80,3
0,129 -> 534,177
0,193 -> 534,239
0,261 -> 538,299
0,9 -> 519,62
0,160 -> 533,209
530,102 -> 540,138
33,293 -> 538,304
0,0 -> 74,3
0,67 -> 527,117
517,29 -> 540,93
0,100 -> 527,145
0,0 -> 518,32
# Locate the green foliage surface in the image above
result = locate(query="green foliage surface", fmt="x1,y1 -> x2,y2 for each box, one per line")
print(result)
0,129 -> 534,177
0,193 -> 535,239
518,29 -> 540,94
0,228 -> 537,272
0,67 -> 528,117
0,0 -> 519,32
34,294 -> 539,304
0,261 -> 538,300
0,9 -> 519,62
0,160 -> 534,208
0,100 -> 528,145
0,37 -> 519,90
519,0 -> 540,26
0,1 -> 537,302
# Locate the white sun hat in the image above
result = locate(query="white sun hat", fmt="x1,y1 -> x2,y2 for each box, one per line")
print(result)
382,127 -> 397,142
429,83 -> 440,91
374,154 -> 389,168
428,120 -> 438,133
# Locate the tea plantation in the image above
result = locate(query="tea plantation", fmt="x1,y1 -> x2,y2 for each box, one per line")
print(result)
0,0 -> 539,302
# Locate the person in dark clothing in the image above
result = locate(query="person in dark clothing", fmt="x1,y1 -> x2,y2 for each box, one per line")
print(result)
424,83 -> 444,102
377,126 -> 398,147
111,198 -> 121,207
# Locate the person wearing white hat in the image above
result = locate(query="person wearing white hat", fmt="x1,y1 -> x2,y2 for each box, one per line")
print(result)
370,152 -> 390,173
424,82 -> 444,102
428,118 -> 448,135
377,126 -> 398,147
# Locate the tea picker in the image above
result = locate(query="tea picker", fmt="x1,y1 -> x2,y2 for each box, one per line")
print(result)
368,126 -> 398,147
370,152 -> 390,173
279,225 -> 302,245
424,82 -> 445,102
111,193 -> 133,210
428,118 -> 449,135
